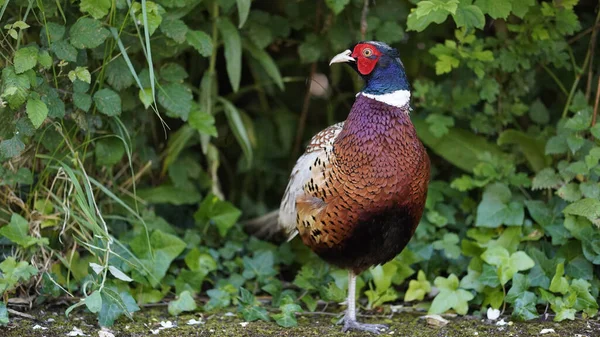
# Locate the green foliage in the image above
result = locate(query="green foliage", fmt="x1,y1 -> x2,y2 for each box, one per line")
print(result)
1,0 -> 599,329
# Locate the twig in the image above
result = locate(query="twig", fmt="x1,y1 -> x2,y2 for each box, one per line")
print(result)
7,308 -> 38,321
291,2 -> 322,160
585,5 -> 600,100
360,0 -> 370,40
592,76 -> 600,127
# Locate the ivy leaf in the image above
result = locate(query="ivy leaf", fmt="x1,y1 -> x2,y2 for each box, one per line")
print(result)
505,273 -> 530,304
14,46 -> 38,74
404,270 -> 432,302
186,30 -> 213,57
512,291 -> 539,320
432,233 -> 461,259
194,193 -> 242,237
0,303 -> 7,326
242,250 -> 276,281
481,247 -> 535,285
570,279 -> 599,315
476,183 -> 524,227
93,88 -> 122,116
80,0 -> 111,19
129,229 -> 186,287
429,274 -> 474,315
98,288 -> 139,326
69,17 -> 110,49
238,288 -> 270,321
325,0 -> 350,15
218,18 -> 242,92
168,290 -> 197,316
85,291 -> 103,313
26,97 -> 48,129
272,303 -> 301,328
549,263 -> 569,294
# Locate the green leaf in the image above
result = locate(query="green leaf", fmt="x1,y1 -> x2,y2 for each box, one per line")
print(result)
475,0 -> 511,19
426,114 -> 454,138
476,183 -> 523,228
85,291 -> 103,313
157,83 -> 193,120
435,54 -> 460,75
404,270 -> 432,302
236,0 -> 251,27
80,0 -> 111,19
532,168 -> 562,190
272,303 -> 301,327
50,40 -> 78,62
498,130 -> 548,172
160,63 -> 188,82
453,3 -> 485,29
512,291 -> 538,320
570,279 -> 599,314
218,97 -> 254,167
68,66 -> 91,84
98,288 -> 139,326
407,0 -> 459,32
0,213 -> 47,247
505,273 -> 530,304
428,274 -> 474,315
432,232 -> 461,259
0,137 -> 25,159
563,198 -> 600,223
41,22 -> 65,46
37,50 -> 52,69
106,57 -> 134,91
93,88 -> 122,116
242,250 -> 276,281
189,108 -> 218,137
160,18 -> 188,43
73,93 -> 92,112
14,46 -> 38,74
186,30 -> 213,57
218,18 -> 242,92
325,0 -> 349,15
168,290 -> 197,316
412,119 -> 504,173
0,303 -> 7,326
138,184 -> 201,205
298,34 -> 322,63
549,263 -> 569,294
26,97 -> 48,129
69,17 -> 110,49
194,193 -> 242,237
243,41 -> 284,90
130,229 -> 186,287
239,288 -> 270,321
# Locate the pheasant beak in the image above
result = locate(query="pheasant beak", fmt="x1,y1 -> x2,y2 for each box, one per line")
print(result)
329,50 -> 355,66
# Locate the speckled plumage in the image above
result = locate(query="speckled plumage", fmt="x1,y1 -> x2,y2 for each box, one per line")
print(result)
286,94 -> 429,273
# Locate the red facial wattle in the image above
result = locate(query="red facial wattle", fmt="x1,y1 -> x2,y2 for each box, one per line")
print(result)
352,43 -> 381,75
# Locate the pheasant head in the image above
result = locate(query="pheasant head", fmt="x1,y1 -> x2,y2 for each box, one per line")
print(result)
330,41 -> 410,107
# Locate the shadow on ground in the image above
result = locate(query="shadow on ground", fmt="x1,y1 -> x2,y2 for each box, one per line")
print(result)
2,306 -> 599,337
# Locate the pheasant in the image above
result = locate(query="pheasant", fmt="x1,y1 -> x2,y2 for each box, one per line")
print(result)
251,41 -> 430,333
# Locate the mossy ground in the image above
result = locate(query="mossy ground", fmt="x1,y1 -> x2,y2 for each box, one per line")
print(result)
2,306 -> 599,337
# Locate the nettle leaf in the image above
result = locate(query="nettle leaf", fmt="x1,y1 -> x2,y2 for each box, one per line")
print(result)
532,168 -> 562,190
325,0 -> 350,15
168,290 -> 197,316
93,88 -> 122,116
404,270 -> 432,302
26,96 -> 48,129
160,18 -> 188,43
106,57 -> 134,91
73,93 -> 92,112
186,30 -> 213,57
218,18 -> 241,92
429,274 -> 474,315
157,82 -> 193,120
41,22 -> 65,45
69,17 -> 110,49
14,46 -> 39,74
563,198 -> 600,224
80,0 -> 111,19
50,40 -> 78,62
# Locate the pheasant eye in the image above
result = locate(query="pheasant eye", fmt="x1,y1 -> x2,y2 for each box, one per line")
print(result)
362,48 -> 373,57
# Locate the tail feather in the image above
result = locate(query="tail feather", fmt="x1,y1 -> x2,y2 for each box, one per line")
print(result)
244,210 -> 287,242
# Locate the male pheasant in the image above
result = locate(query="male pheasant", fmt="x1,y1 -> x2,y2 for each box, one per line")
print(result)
253,41 -> 430,333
